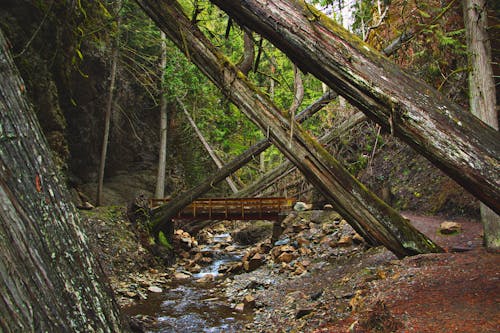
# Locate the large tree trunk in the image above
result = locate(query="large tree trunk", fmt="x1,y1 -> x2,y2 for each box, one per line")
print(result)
209,0 -> 500,214
0,29 -> 123,332
150,91 -> 334,227
463,0 -> 499,250
155,31 -> 168,199
136,0 -> 442,258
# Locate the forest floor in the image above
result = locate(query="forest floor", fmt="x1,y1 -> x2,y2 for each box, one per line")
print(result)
81,206 -> 499,333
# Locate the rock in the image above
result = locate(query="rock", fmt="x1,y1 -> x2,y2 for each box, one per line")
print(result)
147,286 -> 163,293
234,303 -> 245,312
187,264 -> 201,274
353,233 -> 364,244
274,237 -> 290,246
196,274 -> 215,283
440,221 -> 462,234
174,272 -> 191,280
277,252 -> 294,263
125,290 -> 138,298
280,245 -> 296,252
243,294 -> 256,309
244,253 -> 265,272
296,237 -> 310,247
294,201 -> 313,211
295,308 -> 314,319
337,235 -> 353,247
323,203 -> 334,210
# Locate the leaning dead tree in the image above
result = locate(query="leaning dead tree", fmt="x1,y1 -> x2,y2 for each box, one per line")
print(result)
136,0 -> 442,258
237,112 -> 367,198
209,0 -> 500,214
0,29 -> 123,332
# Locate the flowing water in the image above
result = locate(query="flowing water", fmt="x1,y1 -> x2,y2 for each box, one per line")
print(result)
124,234 -> 252,332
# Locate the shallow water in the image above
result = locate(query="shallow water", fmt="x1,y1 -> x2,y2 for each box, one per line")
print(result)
123,235 -> 251,332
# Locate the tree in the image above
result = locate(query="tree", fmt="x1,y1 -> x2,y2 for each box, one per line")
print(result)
0,28 -> 123,332
208,0 -> 499,214
136,0 -> 442,258
463,0 -> 499,250
155,31 -> 168,199
97,0 -> 122,206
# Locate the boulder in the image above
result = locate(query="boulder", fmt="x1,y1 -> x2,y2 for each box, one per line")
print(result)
147,286 -> 163,293
277,252 -> 295,264
440,221 -> 462,234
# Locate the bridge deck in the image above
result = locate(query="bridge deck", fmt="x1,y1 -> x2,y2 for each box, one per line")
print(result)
149,197 -> 295,221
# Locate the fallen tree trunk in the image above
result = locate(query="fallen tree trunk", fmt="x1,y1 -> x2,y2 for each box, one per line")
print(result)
209,0 -> 500,214
150,90 -> 335,225
237,112 -> 367,197
136,0 -> 442,257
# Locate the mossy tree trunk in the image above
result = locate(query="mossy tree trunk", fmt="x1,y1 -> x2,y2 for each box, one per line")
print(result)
236,112 -> 367,198
209,0 -> 500,214
136,0 -> 442,258
0,29 -> 123,332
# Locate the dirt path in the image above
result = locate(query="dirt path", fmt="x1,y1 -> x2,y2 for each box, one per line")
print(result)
245,213 -> 499,333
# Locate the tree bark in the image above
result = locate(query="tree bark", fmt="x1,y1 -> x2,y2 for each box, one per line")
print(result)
136,0 -> 442,258
209,0 -> 500,214
97,0 -> 122,206
0,29 -> 123,332
177,97 -> 239,193
150,90 -> 335,228
463,0 -> 499,250
155,31 -> 168,199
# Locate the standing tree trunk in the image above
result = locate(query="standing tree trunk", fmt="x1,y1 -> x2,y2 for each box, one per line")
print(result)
0,29 -> 123,332
155,31 -> 168,199
209,0 -> 500,214
463,0 -> 499,250
97,0 -> 121,206
136,0 -> 442,258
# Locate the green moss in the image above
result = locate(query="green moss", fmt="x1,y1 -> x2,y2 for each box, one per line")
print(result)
157,231 -> 172,249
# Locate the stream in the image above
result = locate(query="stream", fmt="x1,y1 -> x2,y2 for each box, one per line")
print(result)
123,233 -> 253,332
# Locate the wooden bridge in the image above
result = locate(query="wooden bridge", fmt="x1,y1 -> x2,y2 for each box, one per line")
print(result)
149,197 -> 295,221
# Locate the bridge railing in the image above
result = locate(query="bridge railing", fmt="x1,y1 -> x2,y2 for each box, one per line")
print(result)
149,197 -> 295,221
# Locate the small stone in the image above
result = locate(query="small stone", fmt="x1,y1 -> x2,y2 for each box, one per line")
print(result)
148,286 -> 163,293
277,252 -> 294,263
295,308 -> 314,319
225,245 -> 237,252
323,204 -> 334,210
353,233 -> 364,244
196,274 -> 215,283
274,238 -> 290,246
294,202 -> 313,211
125,291 -> 137,298
174,272 -> 191,280
337,235 -> 353,247
234,303 -> 245,312
243,294 -> 256,308
440,221 -> 462,234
